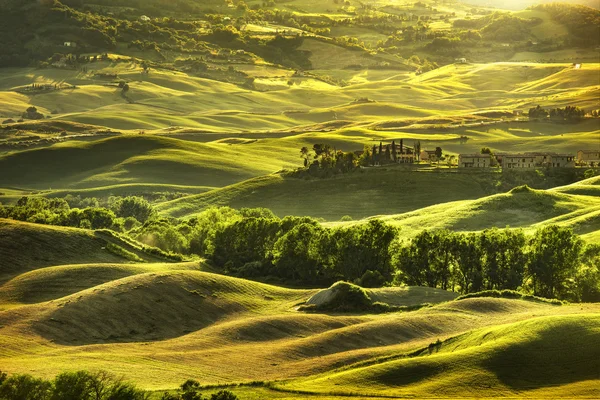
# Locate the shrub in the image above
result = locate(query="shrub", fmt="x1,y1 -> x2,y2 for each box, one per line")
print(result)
210,390 -> 239,400
0,374 -> 52,400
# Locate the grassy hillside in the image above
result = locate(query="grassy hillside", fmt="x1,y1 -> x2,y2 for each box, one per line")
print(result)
0,219 -> 178,284
157,170 -> 494,220
280,313 -> 600,398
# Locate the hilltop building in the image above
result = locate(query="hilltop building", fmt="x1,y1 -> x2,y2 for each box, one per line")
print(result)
577,150 -> 600,166
63,42 -> 76,47
140,15 -> 151,22
459,152 -> 576,169
458,154 -> 492,168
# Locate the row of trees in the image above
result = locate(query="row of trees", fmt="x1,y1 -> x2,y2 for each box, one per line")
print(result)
0,196 -> 155,231
528,105 -> 587,122
207,215 -> 598,301
2,196 -> 598,301
0,370 -> 238,400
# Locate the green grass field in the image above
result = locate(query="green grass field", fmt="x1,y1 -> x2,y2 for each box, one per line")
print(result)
1,2 -> 600,396
0,224 -> 598,396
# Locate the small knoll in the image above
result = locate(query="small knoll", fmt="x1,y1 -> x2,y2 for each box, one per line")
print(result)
303,282 -> 456,313
33,270 -> 311,344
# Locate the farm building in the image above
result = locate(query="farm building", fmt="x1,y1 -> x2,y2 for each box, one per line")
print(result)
458,154 -> 492,168
63,42 -> 76,47
577,150 -> 600,166
497,154 -> 537,169
140,15 -> 151,22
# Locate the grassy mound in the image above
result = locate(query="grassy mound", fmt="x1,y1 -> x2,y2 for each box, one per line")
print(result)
33,270 -> 311,344
303,281 -> 376,312
0,262 -> 202,305
302,282 -> 452,313
281,314 -> 600,397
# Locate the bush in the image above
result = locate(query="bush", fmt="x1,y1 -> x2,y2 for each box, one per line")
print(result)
210,390 -> 239,400
0,374 -> 52,400
456,289 -> 564,305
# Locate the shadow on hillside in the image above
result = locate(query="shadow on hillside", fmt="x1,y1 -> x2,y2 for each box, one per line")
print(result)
481,320 -> 600,390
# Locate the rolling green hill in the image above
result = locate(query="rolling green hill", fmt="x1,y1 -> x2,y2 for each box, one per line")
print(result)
280,313 -> 600,398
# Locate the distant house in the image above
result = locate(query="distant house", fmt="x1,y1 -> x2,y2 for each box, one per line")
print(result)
63,42 -> 76,47
420,150 -> 438,162
140,15 -> 151,22
498,154 -> 536,169
547,154 -> 575,168
457,58 -> 467,64
577,150 -> 600,166
458,154 -> 491,168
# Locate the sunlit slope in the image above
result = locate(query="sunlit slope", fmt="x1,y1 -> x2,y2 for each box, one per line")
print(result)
0,219 -> 128,281
0,262 -> 203,305
2,291 -> 598,390
2,63 -> 598,133
30,270 -> 313,344
0,135 -> 299,189
281,314 -> 600,398
157,170 -> 492,219
309,179 -> 590,242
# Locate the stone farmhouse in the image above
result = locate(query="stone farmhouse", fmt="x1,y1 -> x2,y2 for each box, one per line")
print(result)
459,152 -> 576,169
458,154 -> 492,168
577,150 -> 600,166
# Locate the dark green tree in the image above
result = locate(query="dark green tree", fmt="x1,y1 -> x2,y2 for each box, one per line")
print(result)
527,225 -> 583,298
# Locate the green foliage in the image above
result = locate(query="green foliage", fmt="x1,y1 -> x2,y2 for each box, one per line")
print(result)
110,196 -> 155,223
455,290 -> 564,305
0,370 -> 146,400
528,105 -> 586,122
533,3 -> 600,47
527,225 -> 583,299
209,390 -> 238,400
0,374 -> 52,400
396,227 -> 583,301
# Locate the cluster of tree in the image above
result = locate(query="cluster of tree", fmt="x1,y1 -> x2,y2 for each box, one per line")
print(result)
398,227 -> 599,302
528,105 -> 586,122
0,370 -> 239,400
210,217 -> 397,287
298,144 -> 358,177
533,3 -> 600,47
2,196 -> 597,301
0,195 -> 155,231
0,370 -> 147,400
160,379 -> 237,400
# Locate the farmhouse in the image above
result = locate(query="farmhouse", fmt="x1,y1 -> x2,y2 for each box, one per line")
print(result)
140,15 -> 151,22
547,154 -> 575,168
458,154 -> 492,168
577,150 -> 600,166
63,42 -> 76,47
498,154 -> 536,169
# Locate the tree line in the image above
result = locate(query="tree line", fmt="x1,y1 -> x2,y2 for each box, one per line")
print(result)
2,198 -> 598,302
0,370 -> 238,400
